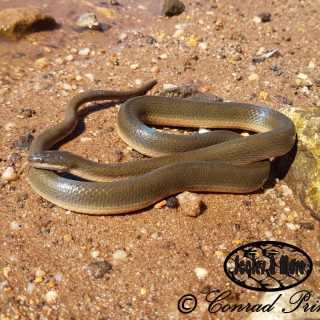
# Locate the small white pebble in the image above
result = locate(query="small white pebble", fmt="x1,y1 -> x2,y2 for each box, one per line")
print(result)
35,269 -> 46,278
130,63 -> 139,70
4,122 -> 16,131
151,232 -> 159,240
284,207 -> 290,212
62,83 -> 73,91
248,73 -> 259,81
281,185 -> 293,197
135,79 -> 142,85
264,230 -> 274,239
75,75 -> 83,81
140,227 -> 147,234
10,221 -> 20,230
297,73 -> 308,80
308,61 -> 316,70
65,54 -> 74,61
241,132 -> 250,137
198,42 -> 208,50
1,167 -> 18,181
80,137 -> 93,142
112,249 -> 128,263
163,83 -> 179,90
199,128 -> 211,134
26,282 -> 35,293
194,267 -> 208,280
45,290 -> 58,303
159,53 -> 168,60
79,48 -> 91,56
118,32 -> 128,41
85,73 -> 95,82
53,272 -> 64,282
91,250 -> 100,259
286,223 -> 300,231
252,16 -> 262,23
173,29 -> 184,38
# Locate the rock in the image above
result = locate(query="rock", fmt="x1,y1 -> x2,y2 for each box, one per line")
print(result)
277,106 -> 320,217
161,0 -> 185,17
11,132 -> 33,151
112,249 -> 128,263
87,261 -> 112,279
161,84 -> 222,101
194,267 -> 208,280
0,6 -> 58,40
176,191 -> 203,217
45,290 -> 58,303
258,12 -> 271,22
1,167 -> 18,182
76,12 -> 101,30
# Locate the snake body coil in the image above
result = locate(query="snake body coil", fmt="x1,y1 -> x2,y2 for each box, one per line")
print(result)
27,80 -> 296,214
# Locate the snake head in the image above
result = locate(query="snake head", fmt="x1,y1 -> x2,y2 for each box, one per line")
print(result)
28,151 -> 76,172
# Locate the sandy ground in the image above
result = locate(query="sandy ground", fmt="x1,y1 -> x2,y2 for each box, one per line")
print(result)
0,0 -> 319,319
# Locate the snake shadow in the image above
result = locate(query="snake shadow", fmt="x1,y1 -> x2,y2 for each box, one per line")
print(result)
54,101 -> 119,149
263,135 -> 298,190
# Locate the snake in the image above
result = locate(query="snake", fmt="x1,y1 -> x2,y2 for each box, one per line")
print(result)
27,80 -> 296,215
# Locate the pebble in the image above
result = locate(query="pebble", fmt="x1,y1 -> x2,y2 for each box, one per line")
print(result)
159,53 -> 168,60
194,267 -> 208,280
91,250 -> 100,259
1,167 -> 18,182
154,200 -> 167,209
75,75 -> 83,81
34,57 -> 49,68
280,185 -> 293,197
4,122 -> 16,130
308,61 -> 316,70
163,83 -> 179,90
198,42 -> 208,50
45,290 -> 58,303
78,48 -> 91,56
87,261 -> 112,279
19,108 -> 35,118
258,12 -> 271,22
62,83 -> 73,91
130,63 -> 139,70
65,54 -> 74,61
187,36 -> 199,47
10,221 -> 21,230
76,12 -> 101,30
27,282 -> 35,293
161,0 -> 185,17
118,32 -> 128,41
53,272 -> 64,282
176,191 -> 203,217
35,269 -> 46,278
173,29 -> 184,39
112,249 -> 128,263
248,73 -> 259,81
11,132 -> 33,151
286,223 -> 300,231
147,36 -> 157,44
85,73 -> 95,82
166,197 -> 179,208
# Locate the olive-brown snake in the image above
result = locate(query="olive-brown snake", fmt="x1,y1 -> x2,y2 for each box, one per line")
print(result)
27,80 -> 296,214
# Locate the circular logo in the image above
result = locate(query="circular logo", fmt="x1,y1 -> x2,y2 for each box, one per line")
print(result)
224,241 -> 313,292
